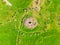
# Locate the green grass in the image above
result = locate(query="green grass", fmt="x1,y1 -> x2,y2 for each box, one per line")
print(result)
0,0 -> 60,45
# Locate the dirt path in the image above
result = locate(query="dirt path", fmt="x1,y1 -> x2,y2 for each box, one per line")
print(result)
3,0 -> 12,6
30,0 -> 45,12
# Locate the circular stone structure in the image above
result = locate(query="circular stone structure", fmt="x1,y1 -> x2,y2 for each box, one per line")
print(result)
24,17 -> 38,29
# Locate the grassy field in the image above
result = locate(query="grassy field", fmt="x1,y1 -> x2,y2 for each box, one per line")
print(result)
0,0 -> 60,45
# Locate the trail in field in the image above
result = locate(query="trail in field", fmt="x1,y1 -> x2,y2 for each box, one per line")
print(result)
30,0 -> 45,12
3,0 -> 12,6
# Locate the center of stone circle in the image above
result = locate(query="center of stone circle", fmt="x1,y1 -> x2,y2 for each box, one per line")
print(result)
29,21 -> 32,24
24,17 -> 38,29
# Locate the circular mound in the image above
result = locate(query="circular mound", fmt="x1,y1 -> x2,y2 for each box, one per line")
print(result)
24,17 -> 38,29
